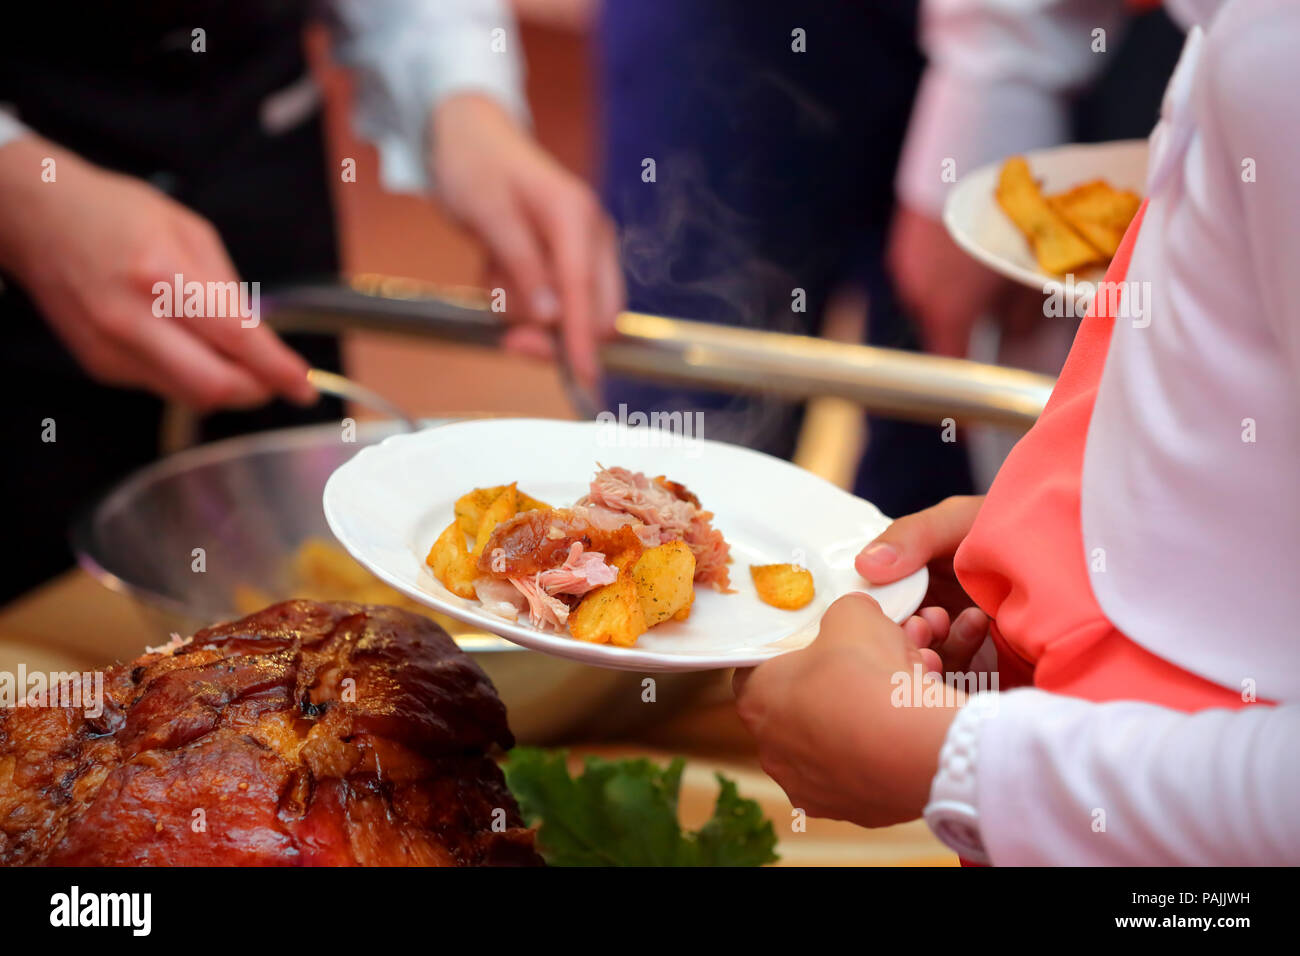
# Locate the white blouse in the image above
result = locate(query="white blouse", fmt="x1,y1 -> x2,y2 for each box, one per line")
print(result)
935,0 -> 1300,865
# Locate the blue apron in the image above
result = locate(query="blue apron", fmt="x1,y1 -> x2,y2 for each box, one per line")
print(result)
595,0 -> 973,516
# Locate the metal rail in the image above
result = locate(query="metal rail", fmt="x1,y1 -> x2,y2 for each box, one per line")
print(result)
266,275 -> 1055,429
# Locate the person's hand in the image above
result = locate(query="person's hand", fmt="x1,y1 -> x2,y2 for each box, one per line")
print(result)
902,603 -> 991,677
429,93 -> 623,387
733,594 -> 961,828
887,202 -> 1042,357
857,495 -> 983,617
0,136 -> 314,410
857,495 -> 990,675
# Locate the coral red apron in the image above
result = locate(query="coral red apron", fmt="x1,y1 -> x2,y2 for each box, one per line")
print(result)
954,201 -> 1258,713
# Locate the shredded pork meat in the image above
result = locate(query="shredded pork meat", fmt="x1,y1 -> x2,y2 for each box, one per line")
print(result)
580,466 -> 732,590
473,535 -> 621,630
469,466 -> 733,631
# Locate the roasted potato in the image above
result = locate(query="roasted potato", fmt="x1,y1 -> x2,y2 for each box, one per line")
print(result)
750,563 -> 815,610
292,536 -> 374,593
1047,180 -> 1141,259
517,490 -> 550,512
454,487 -> 496,538
472,483 -> 518,557
632,541 -> 696,627
425,520 -> 478,599
568,563 -> 647,647
455,484 -> 549,538
996,157 -> 1103,275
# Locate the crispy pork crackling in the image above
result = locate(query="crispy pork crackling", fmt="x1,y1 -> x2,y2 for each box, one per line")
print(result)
0,601 -> 542,866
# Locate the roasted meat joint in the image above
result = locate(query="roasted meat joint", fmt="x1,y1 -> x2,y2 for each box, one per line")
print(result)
0,601 -> 542,866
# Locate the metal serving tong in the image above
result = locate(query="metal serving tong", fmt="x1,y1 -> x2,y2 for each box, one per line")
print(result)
305,368 -> 422,432
266,275 -> 1055,430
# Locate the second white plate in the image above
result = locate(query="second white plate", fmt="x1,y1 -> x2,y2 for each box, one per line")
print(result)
943,139 -> 1148,293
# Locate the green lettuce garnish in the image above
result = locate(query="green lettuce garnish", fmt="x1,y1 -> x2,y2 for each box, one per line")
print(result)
503,748 -> 779,867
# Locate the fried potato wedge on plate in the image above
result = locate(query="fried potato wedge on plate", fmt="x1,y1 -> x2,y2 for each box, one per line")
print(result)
995,157 -> 1103,275
568,563 -> 648,647
472,483 -> 518,557
426,520 -> 478,599
633,541 -> 696,627
454,484 -> 549,538
750,563 -> 815,611
1047,180 -> 1141,259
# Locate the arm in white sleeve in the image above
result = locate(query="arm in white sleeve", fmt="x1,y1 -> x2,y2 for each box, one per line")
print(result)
1200,0 -> 1300,376
951,2 -> 1300,868
969,689 -> 1300,865
328,0 -> 529,193
896,0 -> 1128,217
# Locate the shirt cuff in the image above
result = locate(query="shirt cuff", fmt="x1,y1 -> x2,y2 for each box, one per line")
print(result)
924,692 -> 1002,863
341,18 -> 529,195
428,30 -> 529,124
895,65 -> 1073,219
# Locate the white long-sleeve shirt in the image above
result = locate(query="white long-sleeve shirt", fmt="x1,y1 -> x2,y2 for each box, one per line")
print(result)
0,0 -> 527,194
896,0 -> 1219,218
971,691 -> 1300,866
934,0 -> 1300,866
328,0 -> 527,192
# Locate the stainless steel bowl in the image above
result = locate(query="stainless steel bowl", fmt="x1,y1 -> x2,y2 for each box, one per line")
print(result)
71,419 -> 714,742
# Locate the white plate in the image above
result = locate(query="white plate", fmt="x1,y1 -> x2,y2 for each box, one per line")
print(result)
943,139 -> 1148,293
323,419 -> 927,672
